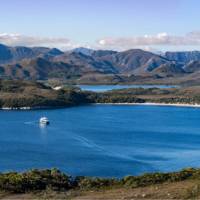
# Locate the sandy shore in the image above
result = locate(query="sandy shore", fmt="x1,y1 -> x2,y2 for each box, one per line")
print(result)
95,102 -> 200,108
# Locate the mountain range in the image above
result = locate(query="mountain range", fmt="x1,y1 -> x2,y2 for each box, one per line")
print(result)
0,43 -> 200,84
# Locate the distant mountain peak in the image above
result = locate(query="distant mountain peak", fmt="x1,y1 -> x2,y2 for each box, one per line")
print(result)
72,47 -> 95,56
165,51 -> 200,63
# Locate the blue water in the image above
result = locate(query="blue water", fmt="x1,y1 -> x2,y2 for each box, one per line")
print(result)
78,84 -> 178,92
0,104 -> 200,177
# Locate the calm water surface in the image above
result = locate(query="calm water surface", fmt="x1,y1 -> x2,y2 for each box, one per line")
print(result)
0,105 -> 200,177
78,85 -> 178,92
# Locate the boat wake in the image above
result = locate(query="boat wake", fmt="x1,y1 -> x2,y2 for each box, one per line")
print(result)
72,134 -> 104,151
24,121 -> 38,125
69,133 -> 151,163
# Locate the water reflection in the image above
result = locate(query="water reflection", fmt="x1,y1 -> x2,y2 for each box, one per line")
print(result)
38,123 -> 49,145
39,123 -> 48,133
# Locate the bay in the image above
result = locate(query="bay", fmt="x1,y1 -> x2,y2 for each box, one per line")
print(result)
0,104 -> 199,177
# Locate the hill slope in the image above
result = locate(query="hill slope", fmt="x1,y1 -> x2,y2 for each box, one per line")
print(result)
0,44 -> 63,64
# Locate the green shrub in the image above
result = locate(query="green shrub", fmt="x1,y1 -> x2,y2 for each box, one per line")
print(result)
0,169 -> 71,193
0,168 -> 200,193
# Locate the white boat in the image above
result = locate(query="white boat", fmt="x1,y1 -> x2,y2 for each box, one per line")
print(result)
39,117 -> 50,125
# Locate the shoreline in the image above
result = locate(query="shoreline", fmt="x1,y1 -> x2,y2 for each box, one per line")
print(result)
0,105 -> 68,110
1,102 -> 200,110
95,102 -> 200,108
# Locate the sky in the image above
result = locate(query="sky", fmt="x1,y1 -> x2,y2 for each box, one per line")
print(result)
0,0 -> 200,51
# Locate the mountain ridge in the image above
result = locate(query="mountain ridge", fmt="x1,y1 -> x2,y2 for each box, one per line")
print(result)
0,44 -> 200,84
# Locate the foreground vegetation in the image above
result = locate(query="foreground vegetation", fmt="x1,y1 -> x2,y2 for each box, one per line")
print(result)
1,168 -> 200,199
0,168 -> 198,193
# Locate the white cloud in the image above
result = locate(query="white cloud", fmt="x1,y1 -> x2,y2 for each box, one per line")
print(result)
1,31 -> 200,51
0,33 -> 77,50
98,39 -> 106,45
96,31 -> 200,50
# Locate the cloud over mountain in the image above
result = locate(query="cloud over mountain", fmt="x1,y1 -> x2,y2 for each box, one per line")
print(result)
97,31 -> 200,50
1,31 -> 200,51
0,33 -> 76,49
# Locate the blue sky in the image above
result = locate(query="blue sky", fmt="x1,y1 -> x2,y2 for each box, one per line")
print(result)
0,0 -> 200,51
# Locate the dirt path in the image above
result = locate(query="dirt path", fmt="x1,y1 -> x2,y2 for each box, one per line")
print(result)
0,180 -> 199,200
72,180 -> 199,199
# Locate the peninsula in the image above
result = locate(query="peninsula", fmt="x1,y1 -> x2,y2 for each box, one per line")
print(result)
1,80 -> 200,109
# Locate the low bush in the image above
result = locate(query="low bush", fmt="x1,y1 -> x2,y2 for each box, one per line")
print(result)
0,169 -> 71,193
0,168 -> 200,193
